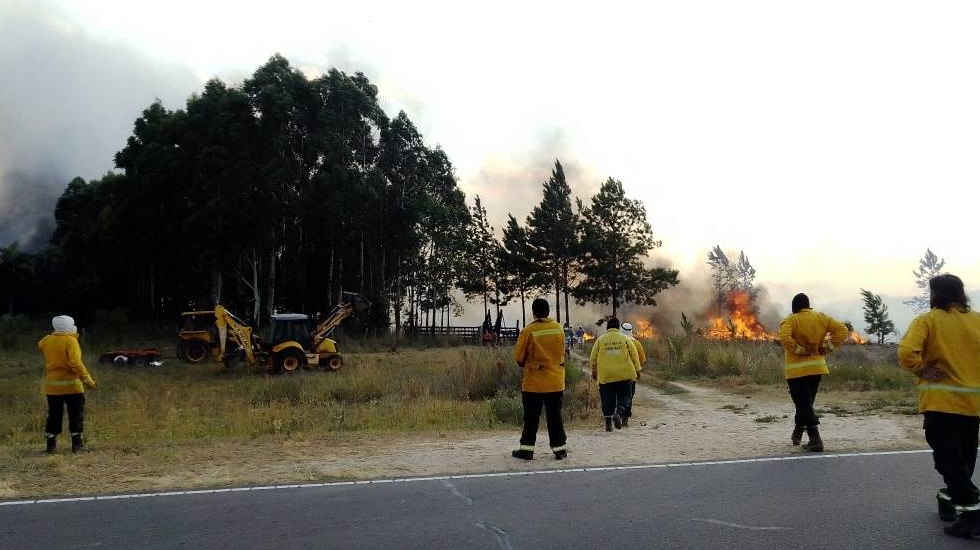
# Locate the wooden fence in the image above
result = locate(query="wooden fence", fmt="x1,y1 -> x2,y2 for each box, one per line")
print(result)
404,325 -> 521,344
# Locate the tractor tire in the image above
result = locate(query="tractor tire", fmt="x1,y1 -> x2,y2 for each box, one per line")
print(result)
320,354 -> 343,371
181,340 -> 209,364
273,349 -> 306,375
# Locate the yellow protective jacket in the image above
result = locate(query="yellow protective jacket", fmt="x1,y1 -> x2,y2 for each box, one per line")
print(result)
778,309 -> 848,380
513,318 -> 566,393
38,332 -> 95,395
898,307 -> 980,417
629,336 -> 646,372
590,328 -> 640,384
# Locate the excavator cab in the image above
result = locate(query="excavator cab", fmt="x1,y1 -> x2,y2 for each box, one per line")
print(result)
268,312 -> 344,373
177,311 -> 219,363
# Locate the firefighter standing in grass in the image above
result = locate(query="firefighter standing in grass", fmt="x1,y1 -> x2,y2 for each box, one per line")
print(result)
38,315 -> 96,454
512,298 -> 568,461
620,322 -> 647,426
777,294 -> 848,452
898,274 -> 980,538
590,317 -> 640,432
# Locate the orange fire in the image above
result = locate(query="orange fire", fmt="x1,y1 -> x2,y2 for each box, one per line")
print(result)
704,290 -> 775,341
847,331 -> 868,345
631,319 -> 658,340
583,332 -> 595,342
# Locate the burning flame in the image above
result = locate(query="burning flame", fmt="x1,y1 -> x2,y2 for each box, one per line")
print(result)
583,332 -> 595,342
631,319 -> 658,340
704,290 -> 775,341
847,331 -> 868,345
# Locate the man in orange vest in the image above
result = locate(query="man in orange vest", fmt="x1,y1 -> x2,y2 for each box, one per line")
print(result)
512,298 -> 567,460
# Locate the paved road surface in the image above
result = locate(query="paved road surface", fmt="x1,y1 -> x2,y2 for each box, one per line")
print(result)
1,450 -> 973,549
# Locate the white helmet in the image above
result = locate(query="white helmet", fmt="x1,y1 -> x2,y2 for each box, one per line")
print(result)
52,315 -> 77,334
621,322 -> 634,335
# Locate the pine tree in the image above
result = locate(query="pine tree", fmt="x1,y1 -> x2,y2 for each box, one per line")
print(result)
527,160 -> 579,324
460,196 -> 507,316
573,178 -> 679,316
903,249 -> 946,312
499,215 -> 547,327
861,289 -> 896,344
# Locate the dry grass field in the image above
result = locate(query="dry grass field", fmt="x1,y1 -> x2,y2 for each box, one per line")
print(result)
0,317 -> 922,499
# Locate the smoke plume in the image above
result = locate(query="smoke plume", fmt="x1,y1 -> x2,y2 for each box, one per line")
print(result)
0,1 -> 198,250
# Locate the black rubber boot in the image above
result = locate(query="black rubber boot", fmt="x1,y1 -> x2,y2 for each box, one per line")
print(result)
802,427 -> 823,452
946,510 -> 980,538
511,449 -> 533,460
554,449 -> 567,460
45,435 -> 56,454
613,409 -> 623,430
791,426 -> 805,446
938,490 -> 957,522
604,417 -> 613,432
71,434 -> 84,454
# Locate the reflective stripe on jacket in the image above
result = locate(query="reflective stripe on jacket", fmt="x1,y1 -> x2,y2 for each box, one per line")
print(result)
778,309 -> 848,380
590,328 -> 639,384
38,332 -> 94,395
899,307 -> 980,417
513,318 -> 566,393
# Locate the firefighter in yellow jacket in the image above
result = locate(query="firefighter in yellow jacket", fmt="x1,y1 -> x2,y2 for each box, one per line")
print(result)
778,294 -> 848,452
899,274 -> 980,538
590,317 -> 640,432
38,315 -> 96,453
620,322 -> 646,427
512,298 -> 567,460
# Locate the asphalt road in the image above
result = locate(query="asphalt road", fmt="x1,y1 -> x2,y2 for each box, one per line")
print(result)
1,450 -> 974,549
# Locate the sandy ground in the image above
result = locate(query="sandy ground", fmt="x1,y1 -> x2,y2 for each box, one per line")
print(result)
1,379 -> 926,499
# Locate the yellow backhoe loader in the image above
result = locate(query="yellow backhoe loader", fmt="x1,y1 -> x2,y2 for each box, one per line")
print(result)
181,294 -> 369,374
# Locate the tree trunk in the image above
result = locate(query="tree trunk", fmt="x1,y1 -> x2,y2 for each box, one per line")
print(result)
392,266 -> 401,351
494,287 -> 500,319
359,231 -> 365,294
519,284 -> 526,328
563,263 -> 570,326
250,250 -> 261,324
555,276 -> 561,323
264,249 -> 276,324
612,282 -> 618,317
328,246 -> 335,312
336,256 -> 344,306
211,269 -> 223,306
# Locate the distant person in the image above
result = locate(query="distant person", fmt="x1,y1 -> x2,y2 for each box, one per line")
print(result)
564,322 -> 573,354
512,298 -> 567,460
620,322 -> 647,426
481,310 -> 495,347
38,315 -> 96,453
575,326 -> 586,347
778,293 -> 848,452
898,274 -> 980,538
590,317 -> 640,432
